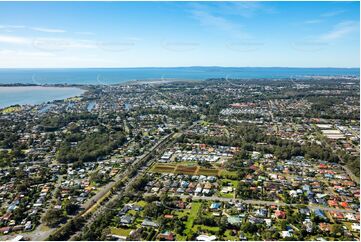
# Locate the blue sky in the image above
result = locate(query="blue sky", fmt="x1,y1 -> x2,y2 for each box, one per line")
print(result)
0,1 -> 359,68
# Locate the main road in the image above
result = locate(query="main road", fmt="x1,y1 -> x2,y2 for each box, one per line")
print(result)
66,121 -> 197,240
71,132 -> 175,236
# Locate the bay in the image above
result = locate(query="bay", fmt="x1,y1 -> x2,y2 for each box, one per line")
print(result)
0,86 -> 85,109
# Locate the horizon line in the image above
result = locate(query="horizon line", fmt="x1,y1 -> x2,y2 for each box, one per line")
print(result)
0,66 -> 359,69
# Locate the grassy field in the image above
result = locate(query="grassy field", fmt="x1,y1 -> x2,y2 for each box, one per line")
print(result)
220,170 -> 238,179
175,165 -> 198,175
219,192 -> 234,198
194,224 -> 219,233
184,202 -> 202,239
174,209 -> 188,241
151,164 -> 175,173
110,227 -> 133,237
174,202 -> 203,241
198,167 -> 220,176
180,203 -> 223,239
224,229 -> 238,240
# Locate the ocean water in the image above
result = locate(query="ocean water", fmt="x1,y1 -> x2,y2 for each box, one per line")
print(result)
0,86 -> 85,109
0,67 -> 358,109
0,67 -> 358,85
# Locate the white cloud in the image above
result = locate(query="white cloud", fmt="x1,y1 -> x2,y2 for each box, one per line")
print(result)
0,25 -> 25,29
0,35 -> 29,44
0,49 -> 54,57
319,21 -> 359,41
189,3 -> 250,39
32,37 -> 97,52
75,31 -> 95,35
321,10 -> 346,17
225,2 -> 277,18
0,34 -> 98,50
30,27 -> 66,33
0,53 -> 117,68
187,2 -> 276,40
0,25 -> 26,33
304,19 -> 323,24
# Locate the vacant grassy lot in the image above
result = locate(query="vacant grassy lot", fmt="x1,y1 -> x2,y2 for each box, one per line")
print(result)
198,167 -> 220,176
151,164 -> 175,173
176,165 -> 198,175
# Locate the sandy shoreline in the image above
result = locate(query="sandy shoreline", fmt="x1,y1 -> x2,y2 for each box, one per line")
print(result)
123,78 -> 202,85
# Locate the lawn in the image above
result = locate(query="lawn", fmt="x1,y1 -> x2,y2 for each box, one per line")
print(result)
218,179 -> 238,198
220,170 -> 238,179
134,217 -> 144,228
184,202 -> 202,238
219,192 -> 234,198
174,207 -> 190,219
194,225 -> 219,233
127,210 -> 137,216
175,203 -> 220,240
176,234 -> 187,241
221,179 -> 239,187
224,229 -> 238,240
110,227 -> 133,237
200,120 -> 209,126
136,200 -> 147,207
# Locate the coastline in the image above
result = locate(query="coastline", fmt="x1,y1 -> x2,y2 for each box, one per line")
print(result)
0,86 -> 86,110
122,78 -> 202,85
0,72 -> 359,109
